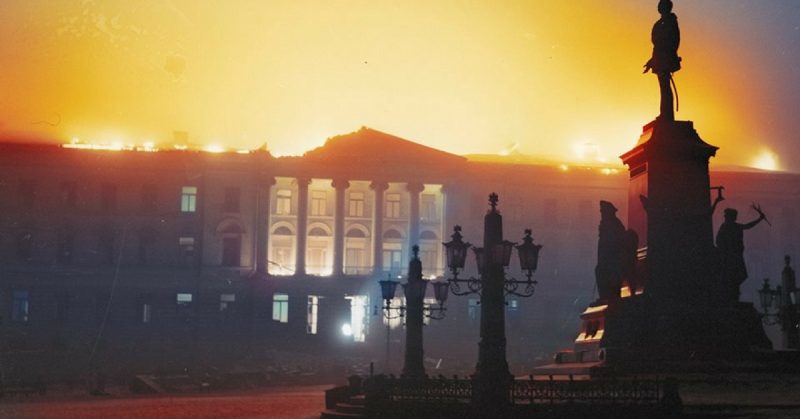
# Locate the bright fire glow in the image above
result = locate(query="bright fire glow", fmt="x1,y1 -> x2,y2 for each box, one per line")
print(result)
0,2 -> 794,169
204,144 -> 226,153
751,150 -> 779,171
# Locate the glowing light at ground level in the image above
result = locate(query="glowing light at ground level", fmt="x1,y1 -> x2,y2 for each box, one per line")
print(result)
341,323 -> 353,336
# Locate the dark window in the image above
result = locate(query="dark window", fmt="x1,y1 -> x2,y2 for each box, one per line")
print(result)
16,231 -> 33,261
141,184 -> 158,212
18,180 -> 36,210
308,227 -> 329,237
222,236 -> 241,267
57,229 -> 74,265
95,293 -> 109,324
99,230 -> 116,265
101,184 -> 117,212
55,292 -> 71,321
419,230 -> 438,240
60,182 -> 77,208
179,236 -> 196,267
224,187 -> 240,212
138,228 -> 157,266
346,228 -> 366,238
273,226 -> 293,235
138,294 -> 153,323
219,293 -> 236,312
383,229 -> 403,239
12,290 -> 30,322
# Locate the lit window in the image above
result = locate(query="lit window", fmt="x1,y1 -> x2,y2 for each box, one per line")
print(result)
175,293 -> 192,317
385,193 -> 401,218
176,293 -> 193,305
421,194 -> 437,220
348,192 -> 365,217
139,294 -> 153,323
142,303 -> 152,323
420,248 -> 438,274
181,186 -> 197,213
311,190 -> 327,216
345,295 -> 369,342
345,248 -> 366,275
224,187 -> 240,213
220,293 -> 236,312
307,296 -> 319,334
383,243 -> 403,275
468,298 -> 480,321
276,190 -> 292,215
12,290 -> 30,322
273,293 -> 289,323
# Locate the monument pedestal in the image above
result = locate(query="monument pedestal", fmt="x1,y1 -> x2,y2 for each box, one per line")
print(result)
536,119 -> 771,376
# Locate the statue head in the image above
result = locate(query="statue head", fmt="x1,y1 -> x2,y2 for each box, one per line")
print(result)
723,208 -> 738,222
600,200 -> 618,215
658,0 -> 673,15
786,254 -> 792,266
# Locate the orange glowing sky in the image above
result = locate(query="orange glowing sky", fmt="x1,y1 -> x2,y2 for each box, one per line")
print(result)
0,1 -> 798,170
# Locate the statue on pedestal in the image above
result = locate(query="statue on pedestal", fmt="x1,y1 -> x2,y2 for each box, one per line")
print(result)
715,204 -> 768,301
643,0 -> 682,121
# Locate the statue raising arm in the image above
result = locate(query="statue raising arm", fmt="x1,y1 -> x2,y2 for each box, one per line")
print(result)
742,203 -> 768,229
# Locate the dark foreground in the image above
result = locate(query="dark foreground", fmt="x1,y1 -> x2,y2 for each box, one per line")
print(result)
2,376 -> 800,418
0,385 -> 328,419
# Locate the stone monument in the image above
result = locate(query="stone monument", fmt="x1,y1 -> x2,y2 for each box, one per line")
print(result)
539,0 -> 771,374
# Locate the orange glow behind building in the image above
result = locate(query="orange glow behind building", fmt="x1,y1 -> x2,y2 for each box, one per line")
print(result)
0,1 -> 789,170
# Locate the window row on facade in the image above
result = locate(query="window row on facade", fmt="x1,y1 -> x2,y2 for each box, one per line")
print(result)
10,180 -> 249,215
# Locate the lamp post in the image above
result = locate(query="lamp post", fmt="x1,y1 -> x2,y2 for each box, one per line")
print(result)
441,193 -> 543,409
378,246 -> 448,378
758,257 -> 800,350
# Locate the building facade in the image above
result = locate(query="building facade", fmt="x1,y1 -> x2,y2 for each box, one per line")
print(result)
1,127 -> 798,381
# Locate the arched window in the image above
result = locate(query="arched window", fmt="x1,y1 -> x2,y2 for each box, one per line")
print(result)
383,229 -> 403,239
309,227 -> 330,237
419,230 -> 438,240
273,226 -> 294,236
346,228 -> 367,238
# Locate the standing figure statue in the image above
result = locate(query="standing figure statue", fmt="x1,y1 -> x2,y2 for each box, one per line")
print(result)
715,204 -> 768,301
643,0 -> 681,121
595,201 -> 627,303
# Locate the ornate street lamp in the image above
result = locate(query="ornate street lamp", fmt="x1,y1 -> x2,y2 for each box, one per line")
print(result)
758,276 -> 800,350
378,277 -> 404,319
378,246 -> 448,378
440,192 -> 544,410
